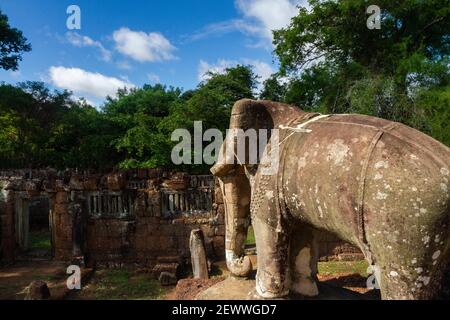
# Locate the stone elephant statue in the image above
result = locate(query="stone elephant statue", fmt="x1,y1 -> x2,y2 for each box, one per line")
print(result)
211,99 -> 450,300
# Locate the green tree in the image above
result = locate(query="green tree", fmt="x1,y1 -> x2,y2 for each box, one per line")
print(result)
273,0 -> 450,145
200,64 -> 257,107
274,0 -> 449,80
47,103 -> 119,169
260,74 -> 286,102
0,82 -> 72,167
103,84 -> 183,169
0,10 -> 31,70
166,65 -> 258,173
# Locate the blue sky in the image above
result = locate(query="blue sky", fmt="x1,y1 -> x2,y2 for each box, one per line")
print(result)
0,0 -> 307,106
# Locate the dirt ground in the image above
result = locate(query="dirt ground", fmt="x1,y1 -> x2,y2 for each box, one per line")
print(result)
167,277 -> 225,300
0,261 -> 69,300
0,258 -> 376,300
172,257 -> 376,300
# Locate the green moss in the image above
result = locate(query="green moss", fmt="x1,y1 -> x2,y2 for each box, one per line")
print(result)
318,260 -> 369,277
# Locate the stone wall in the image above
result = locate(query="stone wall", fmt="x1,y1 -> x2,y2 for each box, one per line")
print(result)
316,230 -> 364,261
0,168 -> 362,266
0,169 -> 225,267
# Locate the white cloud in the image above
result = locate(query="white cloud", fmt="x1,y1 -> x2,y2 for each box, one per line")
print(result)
187,0 -> 307,46
198,58 -> 275,89
198,59 -> 237,82
113,27 -> 176,62
66,32 -> 112,62
186,20 -> 260,42
75,96 -> 97,107
116,60 -> 132,70
235,0 -> 306,40
147,73 -> 160,83
242,58 -> 274,83
48,66 -> 135,99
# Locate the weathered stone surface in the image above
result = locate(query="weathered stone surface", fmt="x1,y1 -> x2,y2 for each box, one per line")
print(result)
159,272 -> 177,286
106,172 -> 127,190
0,169 -> 225,267
152,262 -> 180,278
196,277 -> 256,300
214,182 -> 223,204
196,276 -> 373,300
83,176 -> 98,190
25,280 -> 51,300
162,172 -> 190,190
25,179 -> 41,197
211,99 -> 450,300
55,192 -> 69,204
54,179 -> 69,192
190,229 -> 209,279
69,175 -> 84,190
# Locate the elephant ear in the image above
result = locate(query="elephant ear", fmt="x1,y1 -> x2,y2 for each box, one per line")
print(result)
211,99 -> 305,177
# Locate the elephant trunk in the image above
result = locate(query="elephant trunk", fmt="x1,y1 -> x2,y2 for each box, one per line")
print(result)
215,166 -> 253,277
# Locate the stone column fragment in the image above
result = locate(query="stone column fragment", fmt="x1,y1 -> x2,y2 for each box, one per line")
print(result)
189,229 -> 209,279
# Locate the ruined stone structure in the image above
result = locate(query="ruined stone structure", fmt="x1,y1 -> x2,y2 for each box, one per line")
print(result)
316,231 -> 364,261
0,169 -> 225,269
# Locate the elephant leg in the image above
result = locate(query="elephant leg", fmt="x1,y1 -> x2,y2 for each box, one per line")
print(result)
288,224 -> 319,297
366,197 -> 449,299
253,215 -> 290,298
374,248 -> 449,300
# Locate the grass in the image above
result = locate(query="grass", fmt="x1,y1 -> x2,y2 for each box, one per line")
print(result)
318,260 -> 369,277
29,230 -> 51,250
80,269 -> 166,300
246,225 -> 255,245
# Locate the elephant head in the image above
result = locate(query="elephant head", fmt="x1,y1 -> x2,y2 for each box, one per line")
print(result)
211,99 -> 306,277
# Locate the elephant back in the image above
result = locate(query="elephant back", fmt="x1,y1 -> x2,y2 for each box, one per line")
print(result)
280,113 -> 450,253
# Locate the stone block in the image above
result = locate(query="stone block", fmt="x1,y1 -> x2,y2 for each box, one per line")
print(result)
55,192 -> 69,204
159,272 -> 177,286
69,175 -> 84,190
83,176 -> 98,190
106,172 -> 127,191
25,281 -> 51,300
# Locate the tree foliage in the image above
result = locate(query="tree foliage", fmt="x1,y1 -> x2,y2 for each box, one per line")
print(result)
273,0 -> 450,145
0,9 -> 31,70
260,74 -> 286,102
0,66 -> 257,171
0,4 -> 448,172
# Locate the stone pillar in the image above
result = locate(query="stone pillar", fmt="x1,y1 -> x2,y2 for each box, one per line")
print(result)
0,188 -> 16,261
53,190 -> 73,260
189,229 -> 209,279
47,193 -> 56,258
15,196 -> 30,251
25,281 -> 51,300
70,191 -> 85,260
